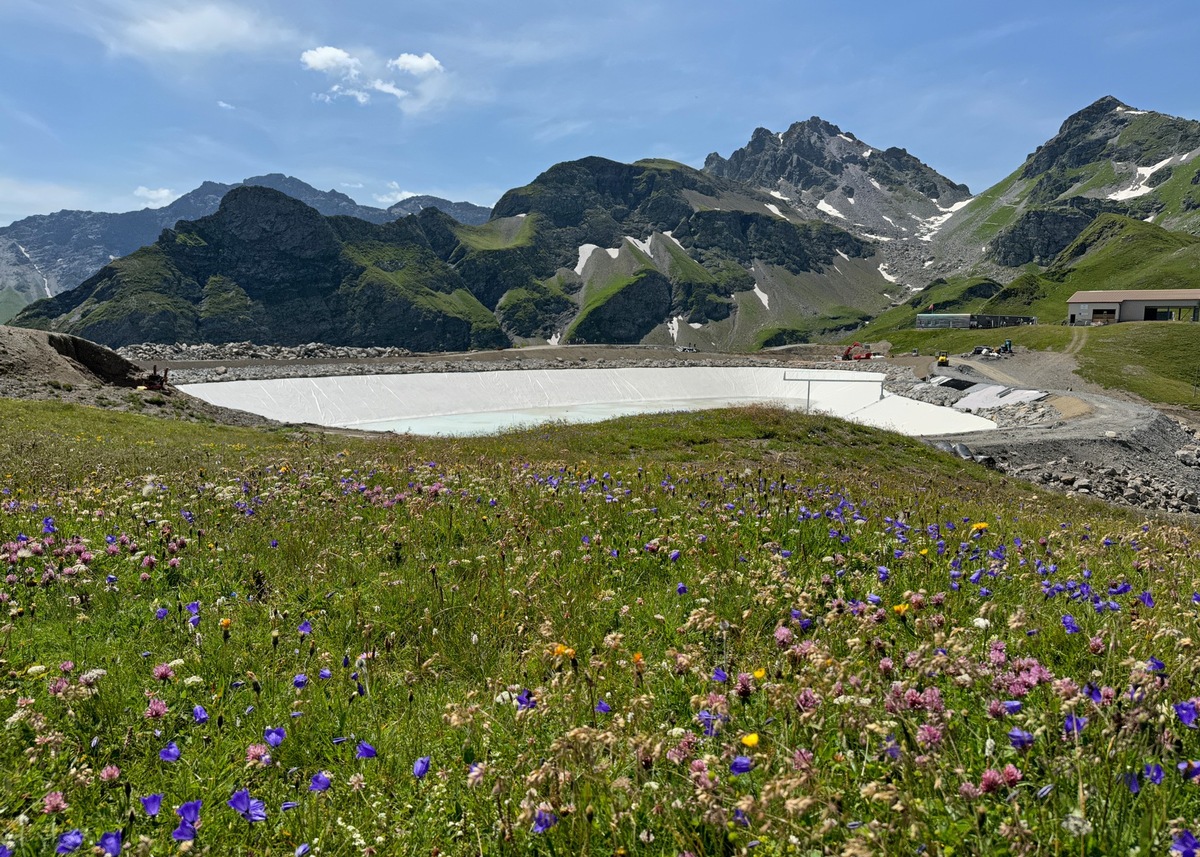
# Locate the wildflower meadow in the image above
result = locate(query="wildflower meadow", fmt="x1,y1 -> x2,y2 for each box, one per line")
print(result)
1,398 -> 1200,855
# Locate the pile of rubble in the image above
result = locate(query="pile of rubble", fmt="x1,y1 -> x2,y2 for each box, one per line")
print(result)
1007,456 -> 1200,516
117,342 -> 412,363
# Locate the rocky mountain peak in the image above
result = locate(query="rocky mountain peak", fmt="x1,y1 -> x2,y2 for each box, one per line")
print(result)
1021,96 -> 1200,178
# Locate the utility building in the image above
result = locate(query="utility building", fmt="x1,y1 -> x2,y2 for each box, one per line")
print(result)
1066,289 -> 1200,325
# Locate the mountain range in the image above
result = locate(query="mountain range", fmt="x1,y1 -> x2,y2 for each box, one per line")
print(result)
10,96 -> 1200,351
0,175 -> 490,323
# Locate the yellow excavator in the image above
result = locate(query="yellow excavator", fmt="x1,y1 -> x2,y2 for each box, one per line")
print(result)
936,351 -> 950,367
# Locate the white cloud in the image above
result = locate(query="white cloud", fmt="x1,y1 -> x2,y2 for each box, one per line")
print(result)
373,182 -> 417,205
370,79 -> 408,102
388,52 -> 443,76
133,186 -> 180,208
216,100 -> 235,110
341,182 -> 364,189
316,85 -> 371,106
302,45 -> 451,114
104,2 -> 296,57
301,46 -> 361,80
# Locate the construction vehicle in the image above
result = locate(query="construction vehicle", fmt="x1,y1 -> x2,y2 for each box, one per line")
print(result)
998,339 -> 1013,355
936,351 -> 950,367
840,342 -> 873,361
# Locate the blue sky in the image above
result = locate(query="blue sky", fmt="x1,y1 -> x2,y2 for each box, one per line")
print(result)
2,0 -> 1200,226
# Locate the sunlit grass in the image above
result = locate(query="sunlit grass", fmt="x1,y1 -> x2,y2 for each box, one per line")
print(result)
1,398 -> 1198,854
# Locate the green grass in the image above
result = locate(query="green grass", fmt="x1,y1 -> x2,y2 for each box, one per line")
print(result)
452,215 -> 537,251
1076,322 -> 1200,404
3,395 -> 1200,854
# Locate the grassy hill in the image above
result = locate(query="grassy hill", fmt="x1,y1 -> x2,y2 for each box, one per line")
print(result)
2,395 -> 1200,853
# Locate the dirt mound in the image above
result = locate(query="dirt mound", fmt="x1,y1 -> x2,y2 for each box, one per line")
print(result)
0,326 -> 269,426
0,326 -> 150,389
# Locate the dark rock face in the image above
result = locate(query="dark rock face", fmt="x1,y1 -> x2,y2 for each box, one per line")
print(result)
568,271 -> 672,344
987,207 -> 1097,267
674,210 -> 869,273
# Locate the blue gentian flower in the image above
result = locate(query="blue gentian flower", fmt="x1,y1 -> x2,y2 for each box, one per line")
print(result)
712,667 -> 728,683
1173,829 -> 1200,857
193,705 -> 209,724
531,808 -> 558,833
160,741 -> 181,762
140,793 -> 163,816
1063,714 -> 1087,736
1177,701 -> 1198,728
298,621 -> 312,635
1008,728 -> 1034,750
98,832 -> 122,857
293,674 -> 308,689
356,741 -> 377,759
228,789 -> 267,822
516,689 -> 536,710
1146,763 -> 1165,784
264,726 -> 285,747
56,830 -> 83,854
1062,615 -> 1081,634
595,700 -> 611,714
730,755 -> 754,775
309,771 -> 332,792
413,756 -> 431,779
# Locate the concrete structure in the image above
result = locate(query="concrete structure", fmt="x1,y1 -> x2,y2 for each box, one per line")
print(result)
1066,289 -> 1200,325
952,384 -> 1048,412
916,313 -> 1037,330
178,367 -> 997,438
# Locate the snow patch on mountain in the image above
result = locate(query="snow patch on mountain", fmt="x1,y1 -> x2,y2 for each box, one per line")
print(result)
1109,155 -> 1179,201
878,264 -> 899,284
753,284 -> 770,309
626,235 -> 654,257
916,197 -> 973,242
817,199 -> 846,220
765,203 -> 788,220
575,244 -> 600,275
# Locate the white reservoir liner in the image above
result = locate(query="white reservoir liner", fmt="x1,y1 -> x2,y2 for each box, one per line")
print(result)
180,367 -> 996,437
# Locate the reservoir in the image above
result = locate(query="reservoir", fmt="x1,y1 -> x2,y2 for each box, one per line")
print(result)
178,366 -> 996,437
